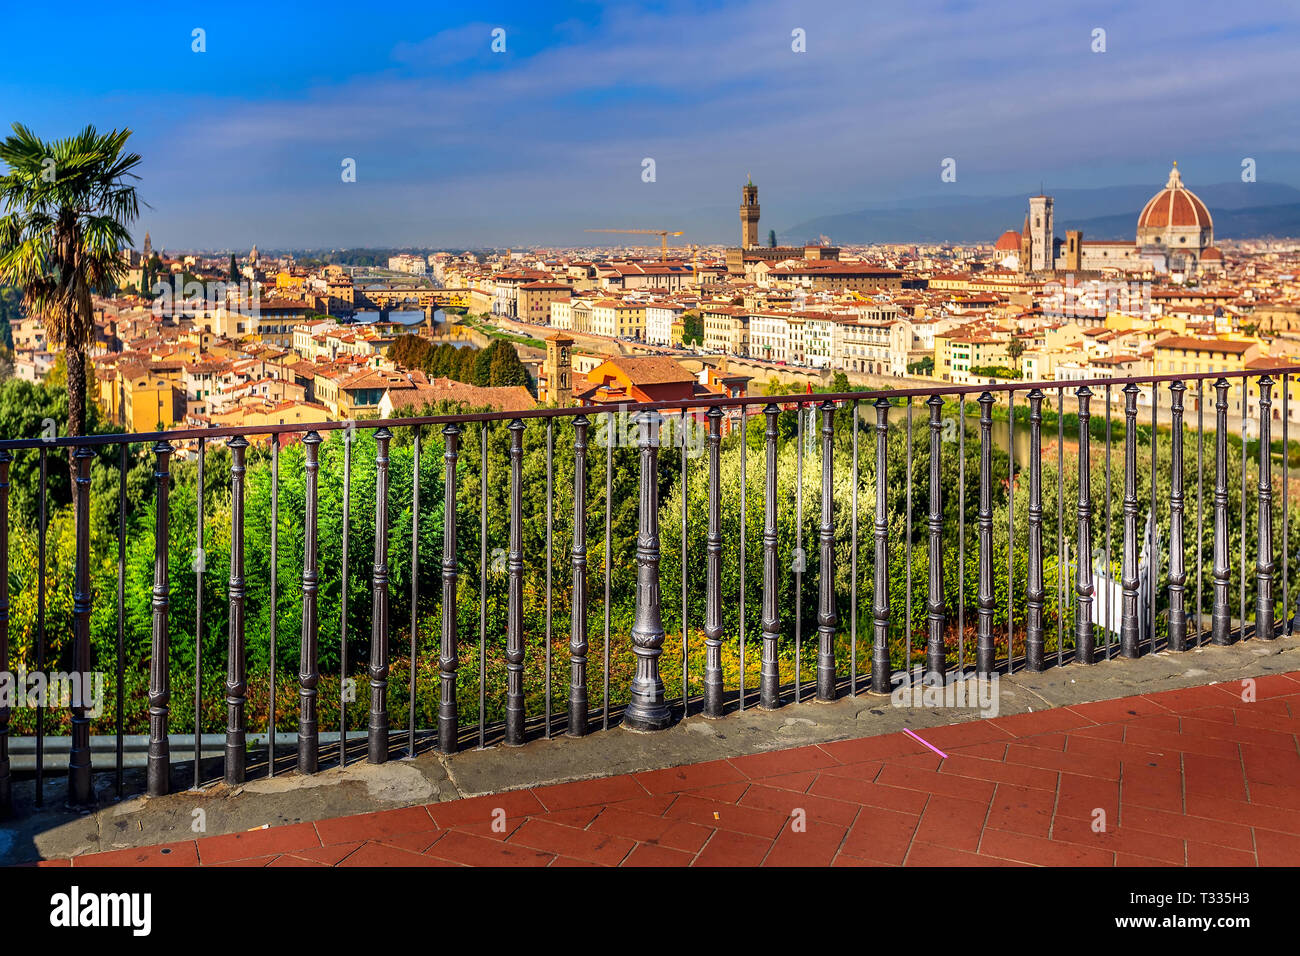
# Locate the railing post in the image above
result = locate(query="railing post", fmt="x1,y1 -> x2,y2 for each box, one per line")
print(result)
704,407 -> 725,717
926,395 -> 945,680
368,427 -> 392,763
439,424 -> 460,752
1121,383 -> 1141,657
1075,386 -> 1095,664
760,403 -> 781,708
147,441 -> 173,797
67,445 -> 95,806
0,450 -> 9,817
298,431 -> 322,773
817,400 -> 838,701
1168,382 -> 1187,651
977,392 -> 995,676
505,419 -> 526,744
625,410 -> 671,730
871,398 -> 891,693
1212,379 -> 1232,645
569,416 -> 590,735
1026,390 -> 1045,670
225,436 -> 248,784
1257,376 -> 1275,639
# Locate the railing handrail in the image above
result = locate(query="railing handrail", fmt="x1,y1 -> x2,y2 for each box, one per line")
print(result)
1,364 -> 1294,451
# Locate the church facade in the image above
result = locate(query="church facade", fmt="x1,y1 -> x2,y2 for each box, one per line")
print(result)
995,164 -> 1222,277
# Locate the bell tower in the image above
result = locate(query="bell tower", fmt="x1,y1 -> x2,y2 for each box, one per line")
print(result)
740,177 -> 760,249
1028,194 -> 1054,273
545,334 -> 573,407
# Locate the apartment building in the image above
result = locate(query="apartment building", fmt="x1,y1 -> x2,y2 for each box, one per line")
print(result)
517,282 -> 571,325
216,299 -> 314,348
589,299 -> 646,340
645,301 -> 688,346
834,319 -> 894,375
701,305 -> 749,355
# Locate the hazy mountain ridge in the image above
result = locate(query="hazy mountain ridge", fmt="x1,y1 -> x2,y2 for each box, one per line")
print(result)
783,183 -> 1300,244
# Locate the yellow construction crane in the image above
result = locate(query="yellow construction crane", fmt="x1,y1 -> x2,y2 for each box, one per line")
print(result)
584,228 -> 684,261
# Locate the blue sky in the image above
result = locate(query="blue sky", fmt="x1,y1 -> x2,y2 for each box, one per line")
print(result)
3,0 -> 1297,249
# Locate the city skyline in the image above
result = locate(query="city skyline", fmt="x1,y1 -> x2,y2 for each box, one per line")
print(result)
4,0 -> 1299,248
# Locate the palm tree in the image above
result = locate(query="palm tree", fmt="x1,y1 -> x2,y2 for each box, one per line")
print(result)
0,123 -> 142,441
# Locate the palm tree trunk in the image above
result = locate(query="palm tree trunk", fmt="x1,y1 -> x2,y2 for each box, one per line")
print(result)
66,345 -> 86,437
65,346 -> 86,526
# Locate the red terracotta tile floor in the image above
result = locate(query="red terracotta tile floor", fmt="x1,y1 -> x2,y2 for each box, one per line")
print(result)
58,672 -> 1300,867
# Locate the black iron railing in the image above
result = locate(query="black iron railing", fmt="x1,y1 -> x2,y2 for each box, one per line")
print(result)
0,367 -> 1295,814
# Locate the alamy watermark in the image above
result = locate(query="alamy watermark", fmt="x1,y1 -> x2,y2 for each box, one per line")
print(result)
1041,276 -> 1151,320
0,669 -> 105,717
151,275 -> 261,318
596,405 -> 707,458
890,667 -> 1000,717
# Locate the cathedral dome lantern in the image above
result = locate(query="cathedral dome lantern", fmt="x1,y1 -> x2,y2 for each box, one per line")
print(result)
1137,163 -> 1213,231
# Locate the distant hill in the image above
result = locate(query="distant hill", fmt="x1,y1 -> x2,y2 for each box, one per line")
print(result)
1071,203 -> 1300,241
782,182 -> 1300,244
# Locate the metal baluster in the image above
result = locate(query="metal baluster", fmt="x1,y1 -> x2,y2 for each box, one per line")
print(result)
958,397 -> 966,674
546,420 -> 553,736
1285,374 -> 1291,637
479,425 -> 488,747
625,411 -> 670,730
704,408 -> 724,717
570,417 -> 590,736
1008,391 -> 1015,670
760,403 -> 780,709
976,392 -> 995,676
851,400 -> 859,696
904,399 -> 912,681
1075,387 -> 1095,664
739,404 -> 747,711
67,446 -> 94,806
817,400 -> 838,700
1257,377 -> 1275,639
1120,384 -> 1141,657
225,436 -> 249,784
1105,387 -> 1113,658
269,436 -> 278,776
369,428 -> 392,762
603,413 -> 612,730
0,451 -> 9,816
1026,390 -> 1045,671
1168,383 -> 1188,651
339,432 -> 351,766
147,441 -> 173,797
193,438 -> 205,789
1212,379 -> 1232,645
116,444 -> 126,796
1241,379 -> 1248,640
407,428 -> 419,758
298,432 -> 322,773
340,437 -> 351,764
35,448 -> 45,806
926,395 -> 945,680
1153,384 -> 1160,653
1056,388 -> 1064,668
439,425 -> 460,753
1197,379 -> 1205,645
795,403 -> 804,702
505,419 -> 526,745
872,398 -> 891,693
680,414 -> 687,716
